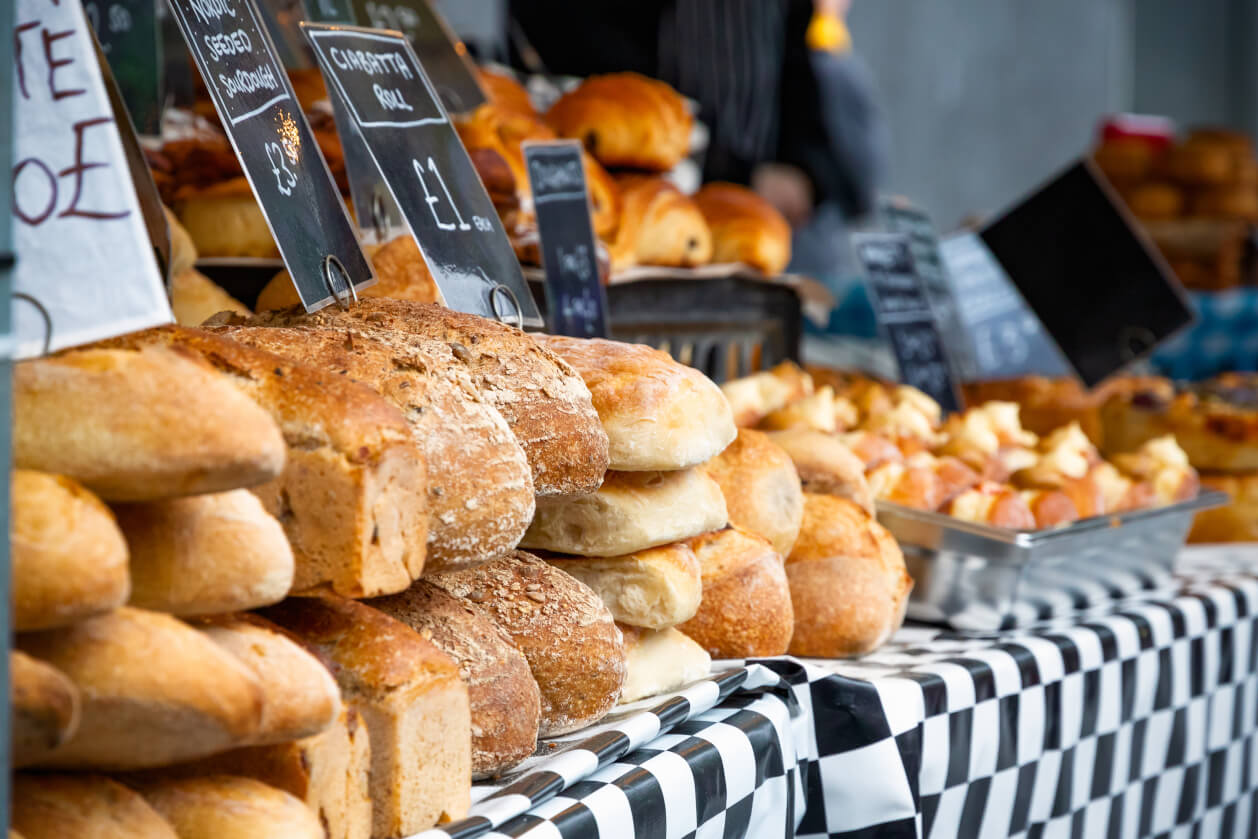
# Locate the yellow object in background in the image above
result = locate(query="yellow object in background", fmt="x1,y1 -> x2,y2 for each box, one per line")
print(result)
806,12 -> 852,53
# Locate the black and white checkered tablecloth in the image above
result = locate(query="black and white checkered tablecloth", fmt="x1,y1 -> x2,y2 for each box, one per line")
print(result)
418,548 -> 1258,839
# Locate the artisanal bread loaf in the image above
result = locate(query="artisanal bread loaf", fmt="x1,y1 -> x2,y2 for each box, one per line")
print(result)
175,177 -> 278,258
523,468 -> 728,557
12,470 -> 129,631
702,429 -> 804,556
18,607 -> 264,769
14,346 -> 286,501
259,594 -> 471,837
207,323 -> 531,569
694,182 -> 792,275
256,235 -> 441,313
427,552 -> 626,736
618,625 -> 711,704
101,326 -> 429,597
12,651 -> 80,767
534,335 -> 736,470
542,542 -> 701,630
134,776 -> 322,839
114,490 -> 293,616
12,774 -> 178,839
677,527 -> 793,658
609,175 -> 713,272
169,269 -> 250,326
245,298 -> 609,498
369,580 -> 541,778
763,429 -> 874,513
785,494 -> 912,658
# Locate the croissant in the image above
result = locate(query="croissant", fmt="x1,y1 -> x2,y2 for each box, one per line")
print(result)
608,176 -> 712,273
694,183 -> 792,275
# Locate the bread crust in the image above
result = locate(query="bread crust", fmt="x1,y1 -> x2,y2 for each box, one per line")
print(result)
257,236 -> 441,313
13,774 -> 179,839
175,177 -> 278,258
134,775 -> 323,839
694,182 -> 792,275
763,429 -> 874,513
541,541 -> 702,630
1190,472 -> 1258,542
703,429 -> 805,556
170,268 -> 250,326
12,651 -> 80,768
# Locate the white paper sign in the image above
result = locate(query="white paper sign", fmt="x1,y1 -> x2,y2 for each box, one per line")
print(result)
11,0 -> 172,358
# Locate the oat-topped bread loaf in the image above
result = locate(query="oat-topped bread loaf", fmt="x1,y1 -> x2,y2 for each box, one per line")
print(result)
207,324 -> 532,570
427,551 -> 626,736
534,335 -> 736,471
11,651 -> 80,768
14,346 -> 286,501
244,299 -> 609,498
101,326 -> 428,597
13,774 -> 178,839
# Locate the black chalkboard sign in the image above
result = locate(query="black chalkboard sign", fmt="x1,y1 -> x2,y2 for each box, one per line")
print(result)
303,23 -> 542,327
856,234 -> 961,412
981,159 -> 1194,386
166,0 -> 373,311
84,0 -> 163,133
523,141 -> 607,338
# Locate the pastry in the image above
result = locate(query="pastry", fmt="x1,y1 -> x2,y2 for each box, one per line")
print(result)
693,182 -> 792,275
608,175 -> 712,272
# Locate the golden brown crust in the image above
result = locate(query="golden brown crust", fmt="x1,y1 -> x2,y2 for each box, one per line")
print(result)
256,235 -> 442,313
763,429 -> 874,512
677,527 -> 794,658
426,551 -> 626,737
477,68 -> 536,117
13,774 -> 179,839
702,429 -> 804,556
693,182 -> 792,275
169,269 -> 250,327
133,776 -> 323,839
12,651 -> 80,768
609,175 -> 712,272
1021,489 -> 1080,529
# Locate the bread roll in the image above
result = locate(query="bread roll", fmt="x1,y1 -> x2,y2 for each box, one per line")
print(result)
12,470 -> 129,631
259,594 -> 471,837
677,527 -> 793,658
721,362 -> 814,428
115,491 -> 293,616
542,541 -> 702,630
175,177 -> 277,258
12,774 -> 178,839
762,429 -> 874,513
15,346 -> 286,501
256,235 -> 441,313
244,298 -> 609,498
785,495 -> 912,658
702,429 -> 804,556
12,651 -> 80,767
19,608 -> 265,769
101,326 -> 428,597
169,269 -> 250,326
535,335 -> 736,470
523,468 -> 728,557
618,626 -> 711,704
427,552 -> 626,736
609,175 -> 712,272
135,776 -> 322,839
693,182 -> 791,275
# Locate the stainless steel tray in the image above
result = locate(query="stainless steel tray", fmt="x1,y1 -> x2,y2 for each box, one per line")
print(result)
877,491 -> 1229,630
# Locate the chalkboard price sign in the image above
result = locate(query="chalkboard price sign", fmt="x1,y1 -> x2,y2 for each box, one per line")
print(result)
856,234 -> 961,412
84,0 -> 163,133
523,141 -> 607,338
303,23 -> 542,327
166,0 -> 373,311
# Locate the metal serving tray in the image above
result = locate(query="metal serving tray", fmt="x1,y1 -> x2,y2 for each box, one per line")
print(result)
877,491 -> 1229,631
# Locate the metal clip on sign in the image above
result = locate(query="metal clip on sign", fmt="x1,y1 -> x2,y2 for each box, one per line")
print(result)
12,293 -> 52,357
322,253 -> 358,310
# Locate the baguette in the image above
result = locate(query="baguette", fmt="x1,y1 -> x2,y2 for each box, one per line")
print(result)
114,490 -> 293,616
260,594 -> 471,837
541,542 -> 702,630
14,346 -> 285,501
98,325 -> 429,598
702,429 -> 805,556
12,651 -> 80,768
12,470 -> 129,631
12,774 -> 178,839
134,776 -> 323,839
370,580 -> 541,778
18,607 -> 264,769
427,552 -> 626,736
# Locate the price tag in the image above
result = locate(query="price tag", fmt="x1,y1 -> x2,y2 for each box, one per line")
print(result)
523,141 -> 607,338
980,159 -> 1194,387
855,234 -> 961,413
303,23 -> 542,327
12,0 -> 173,357
166,0 -> 374,311
83,0 -> 163,134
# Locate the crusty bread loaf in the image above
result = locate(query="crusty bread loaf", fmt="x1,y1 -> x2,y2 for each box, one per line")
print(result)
534,335 -> 736,471
18,607 -> 264,769
763,429 -> 874,513
12,774 -> 178,839
256,235 -> 441,313
370,581 -> 541,778
542,541 -> 701,630
608,175 -> 713,272
677,528 -> 794,658
99,325 -> 428,598
134,776 -> 323,839
618,626 -> 711,704
12,470 -> 129,631
785,494 -> 912,658
12,651 -> 80,767
259,594 -> 471,837
702,429 -> 804,556
115,490 -> 293,616
523,468 -> 728,557
14,346 -> 286,501
206,324 -> 531,570
175,177 -> 278,258
427,552 -> 626,737
694,182 -> 792,275
169,269 -> 250,326
245,298 -> 609,498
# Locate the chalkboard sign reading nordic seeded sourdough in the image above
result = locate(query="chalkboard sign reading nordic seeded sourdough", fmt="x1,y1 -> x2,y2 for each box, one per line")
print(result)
523,140 -> 608,338
855,233 -> 962,413
302,23 -> 542,328
165,0 -> 373,311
